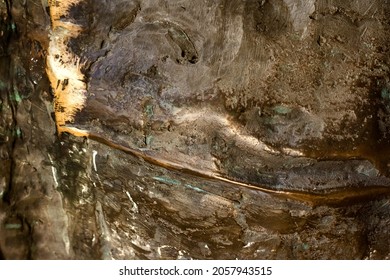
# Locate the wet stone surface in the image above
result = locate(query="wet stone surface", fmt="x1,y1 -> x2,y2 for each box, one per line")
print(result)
0,0 -> 390,259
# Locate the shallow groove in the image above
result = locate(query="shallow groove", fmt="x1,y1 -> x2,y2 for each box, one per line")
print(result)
60,126 -> 390,206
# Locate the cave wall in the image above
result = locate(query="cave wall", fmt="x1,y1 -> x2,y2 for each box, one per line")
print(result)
0,0 -> 390,259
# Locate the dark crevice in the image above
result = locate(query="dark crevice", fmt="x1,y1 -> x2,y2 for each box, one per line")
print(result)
4,0 -> 11,19
167,25 -> 199,65
23,218 -> 34,260
0,247 -> 4,259
2,0 -> 16,205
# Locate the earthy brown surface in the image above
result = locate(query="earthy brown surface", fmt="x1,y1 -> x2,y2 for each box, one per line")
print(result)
0,0 -> 390,259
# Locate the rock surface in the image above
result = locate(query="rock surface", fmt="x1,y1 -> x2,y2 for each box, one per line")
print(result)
0,0 -> 390,259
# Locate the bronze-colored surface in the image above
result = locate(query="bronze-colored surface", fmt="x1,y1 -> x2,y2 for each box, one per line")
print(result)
0,0 -> 390,259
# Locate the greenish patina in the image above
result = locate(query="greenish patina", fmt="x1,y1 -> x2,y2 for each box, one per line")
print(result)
381,87 -> 390,100
153,176 -> 181,185
272,105 -> 292,115
5,224 -> 22,230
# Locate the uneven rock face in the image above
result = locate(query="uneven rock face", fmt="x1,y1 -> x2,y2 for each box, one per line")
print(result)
0,0 -> 390,259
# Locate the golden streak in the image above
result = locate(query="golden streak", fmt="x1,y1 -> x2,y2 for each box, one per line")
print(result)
46,0 -> 87,133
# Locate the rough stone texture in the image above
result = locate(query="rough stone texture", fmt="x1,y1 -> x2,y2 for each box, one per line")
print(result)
0,0 -> 71,259
0,0 -> 390,260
